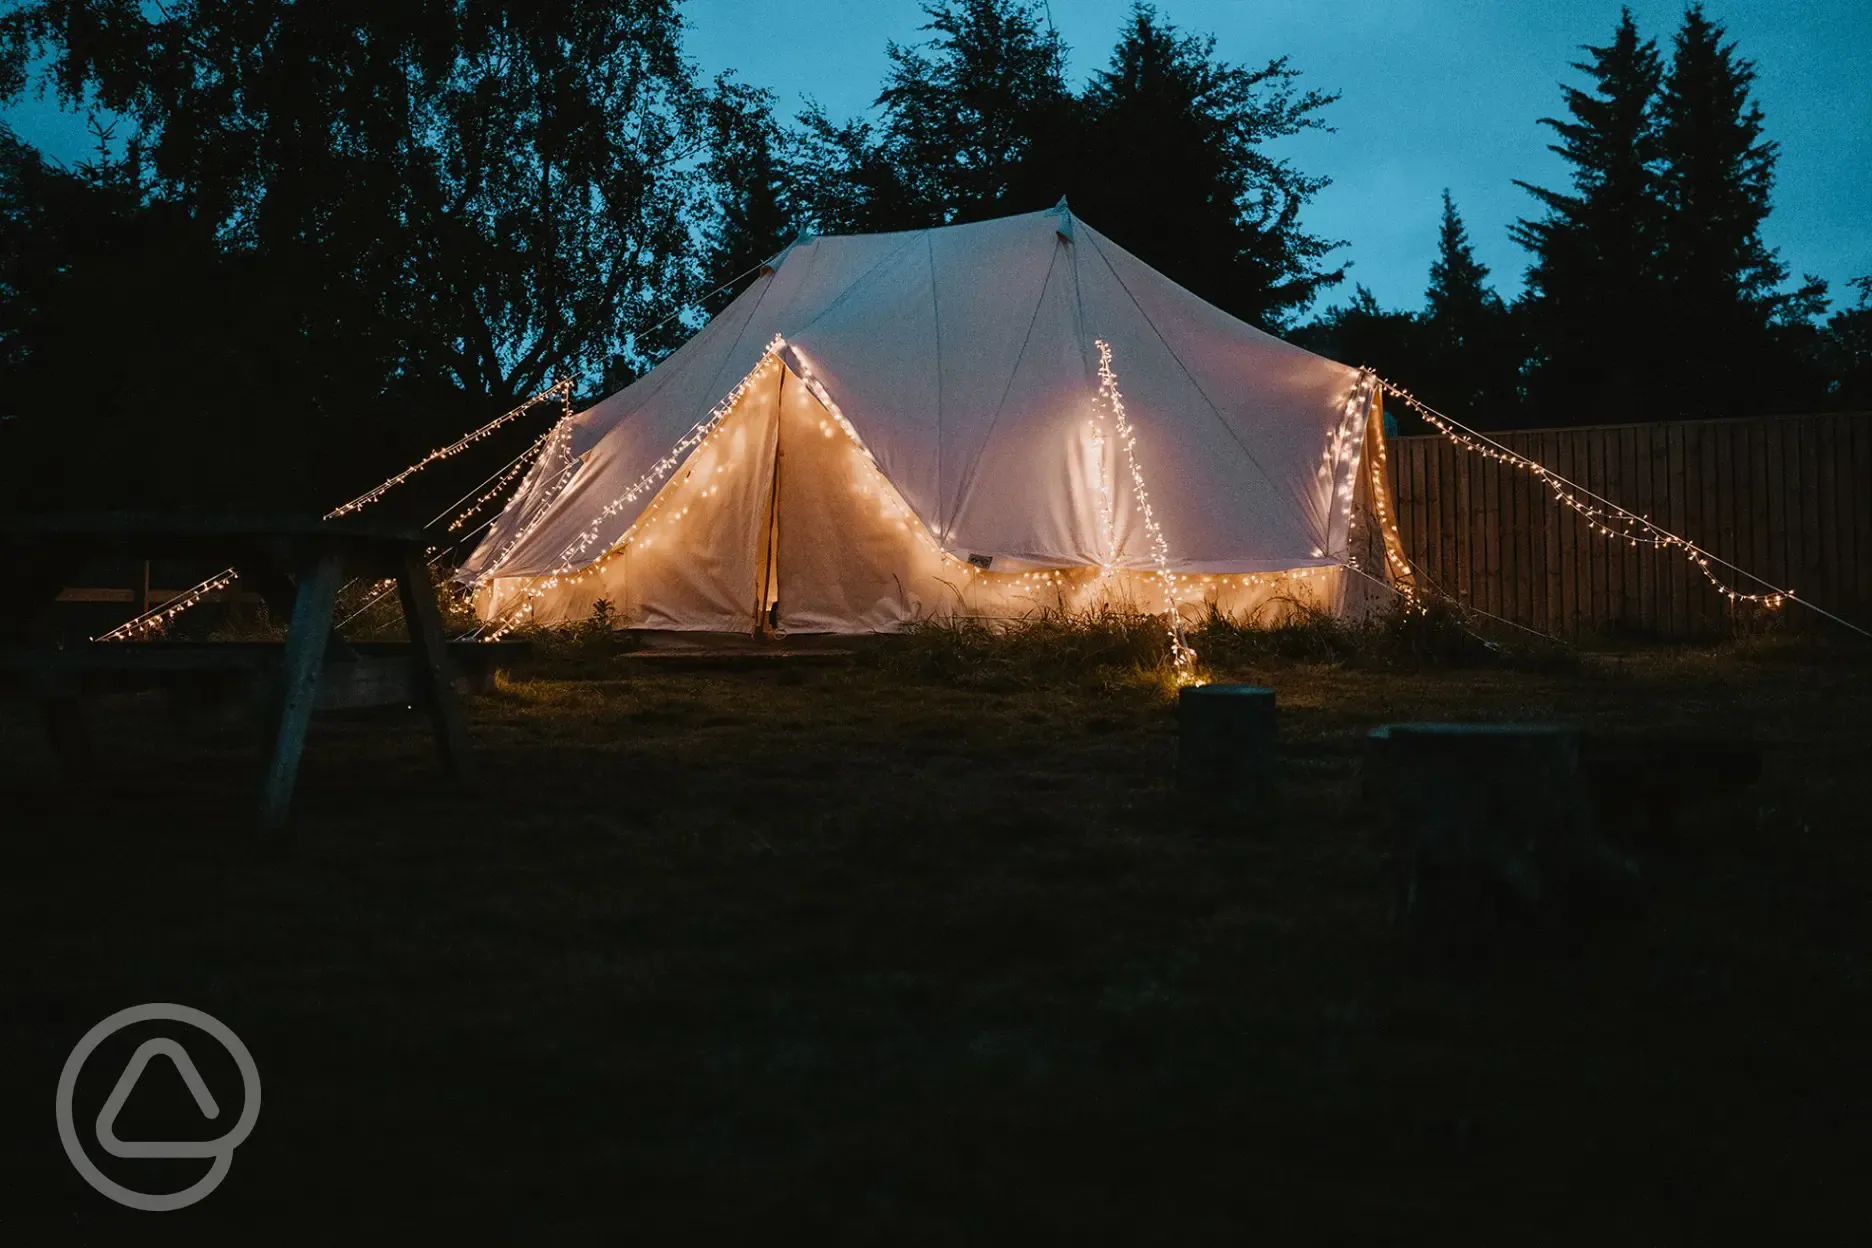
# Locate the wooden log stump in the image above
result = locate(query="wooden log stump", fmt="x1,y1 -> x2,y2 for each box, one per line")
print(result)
1178,685 -> 1276,808
1366,723 -> 1642,937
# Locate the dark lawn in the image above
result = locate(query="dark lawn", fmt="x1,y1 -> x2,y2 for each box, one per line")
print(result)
2,640 -> 1869,1236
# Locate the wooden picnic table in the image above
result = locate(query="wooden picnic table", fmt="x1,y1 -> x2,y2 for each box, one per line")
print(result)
0,513 -> 470,833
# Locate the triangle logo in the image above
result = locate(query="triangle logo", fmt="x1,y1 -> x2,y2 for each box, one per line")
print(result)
94,1038 -> 224,1160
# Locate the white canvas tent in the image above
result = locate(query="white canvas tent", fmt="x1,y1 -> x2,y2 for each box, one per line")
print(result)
461,202 -> 1410,635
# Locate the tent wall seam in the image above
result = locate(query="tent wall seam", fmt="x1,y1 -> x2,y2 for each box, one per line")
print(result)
1081,230 -> 1329,557
927,232 -> 946,537
944,241 -> 1066,536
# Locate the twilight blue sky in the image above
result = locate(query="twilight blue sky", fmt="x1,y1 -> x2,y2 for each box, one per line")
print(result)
7,0 -> 1868,315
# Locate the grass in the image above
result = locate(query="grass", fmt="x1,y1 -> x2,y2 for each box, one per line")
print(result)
2,619 -> 1868,1235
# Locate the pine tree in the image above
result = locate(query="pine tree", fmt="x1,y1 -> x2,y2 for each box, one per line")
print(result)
1072,3 -> 1342,329
1511,7 -> 1664,424
1422,190 -> 1523,425
1652,3 -> 1807,415
1816,277 -> 1872,410
1427,189 -> 1495,328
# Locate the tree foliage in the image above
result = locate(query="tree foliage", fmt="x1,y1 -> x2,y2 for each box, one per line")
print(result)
1,0 -> 1861,531
0,0 -> 711,511
1507,4 -> 1833,424
1069,4 -> 1342,328
699,77 -> 796,317
1419,190 -> 1523,426
785,1 -> 1343,330
1510,6 -> 1665,422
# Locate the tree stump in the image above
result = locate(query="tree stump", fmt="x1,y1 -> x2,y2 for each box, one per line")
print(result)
1178,685 -> 1276,809
1366,723 -> 1641,938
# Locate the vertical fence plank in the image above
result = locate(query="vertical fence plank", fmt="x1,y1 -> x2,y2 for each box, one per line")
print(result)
1857,415 -> 1872,609
1570,431 -> 1591,638
1699,420 -> 1722,634
1512,441 -> 1527,636
1550,432 -> 1564,639
1456,435 -> 1474,608
1550,434 -> 1564,639
1800,418 -> 1823,605
1729,419 -> 1747,608
1595,428 -> 1618,631
1677,424 -> 1692,639
1751,419 -> 1773,595
1631,424 -> 1652,635
1775,417 -> 1797,599
1433,439 -> 1451,595
1486,452 -> 1503,620
1824,417 -> 1846,612
1620,423 -> 1642,635
1677,424 -> 1707,636
1591,427 -> 1611,633
1771,418 -> 1794,593
1850,417 -> 1865,607
1653,420 -> 1670,633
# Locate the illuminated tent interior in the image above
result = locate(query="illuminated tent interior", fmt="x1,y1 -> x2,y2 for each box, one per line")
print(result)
460,202 -> 1411,636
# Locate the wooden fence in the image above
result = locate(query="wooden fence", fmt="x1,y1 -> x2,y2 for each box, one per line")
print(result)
1386,411 -> 1872,640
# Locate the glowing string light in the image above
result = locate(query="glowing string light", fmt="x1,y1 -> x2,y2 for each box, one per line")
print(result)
326,378 -> 574,519
1376,376 -> 1794,610
1093,339 -> 1197,677
95,378 -> 574,641
476,342 -> 789,638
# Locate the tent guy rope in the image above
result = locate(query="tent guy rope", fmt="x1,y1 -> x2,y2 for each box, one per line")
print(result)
1372,374 -> 1872,640
87,258 -> 782,644
93,379 -> 574,641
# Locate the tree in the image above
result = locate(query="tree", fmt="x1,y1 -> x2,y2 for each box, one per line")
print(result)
1511,6 -> 1665,424
1652,2 -> 1815,416
787,0 -> 1070,233
786,1 -> 1344,330
1814,277 -> 1872,411
0,0 -> 714,512
1420,190 -> 1523,426
1069,3 -> 1343,329
873,0 -> 1071,223
699,78 -> 797,317
1289,286 -> 1425,432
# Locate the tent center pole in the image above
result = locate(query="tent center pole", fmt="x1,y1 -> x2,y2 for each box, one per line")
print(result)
755,364 -> 786,636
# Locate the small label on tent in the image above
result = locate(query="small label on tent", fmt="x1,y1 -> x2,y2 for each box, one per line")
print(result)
967,553 -> 994,569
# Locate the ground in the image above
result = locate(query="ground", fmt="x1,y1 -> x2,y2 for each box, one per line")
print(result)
2,634 -> 1868,1236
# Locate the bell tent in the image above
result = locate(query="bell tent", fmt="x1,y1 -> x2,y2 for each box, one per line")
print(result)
461,202 -> 1410,636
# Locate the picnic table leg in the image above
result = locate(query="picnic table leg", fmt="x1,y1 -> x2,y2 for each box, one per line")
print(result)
33,675 -> 93,775
395,550 -> 470,778
260,552 -> 343,835
10,550 -> 93,774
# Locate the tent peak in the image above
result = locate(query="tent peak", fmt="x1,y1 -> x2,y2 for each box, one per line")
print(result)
760,230 -> 817,274
1048,196 -> 1074,244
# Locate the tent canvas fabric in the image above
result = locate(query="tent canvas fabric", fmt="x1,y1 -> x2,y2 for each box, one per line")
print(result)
461,202 -> 1409,635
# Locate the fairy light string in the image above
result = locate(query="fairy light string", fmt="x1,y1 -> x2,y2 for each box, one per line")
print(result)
475,341 -> 789,638
1093,339 -> 1197,677
1374,374 -> 1795,611
473,338 -> 1319,670
325,378 -> 574,519
95,378 -> 574,641
1362,386 -> 1418,593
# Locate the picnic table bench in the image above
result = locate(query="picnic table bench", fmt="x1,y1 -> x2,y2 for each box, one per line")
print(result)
0,513 -> 476,833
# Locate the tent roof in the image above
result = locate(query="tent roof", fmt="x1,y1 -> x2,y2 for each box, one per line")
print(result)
465,203 -> 1375,581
